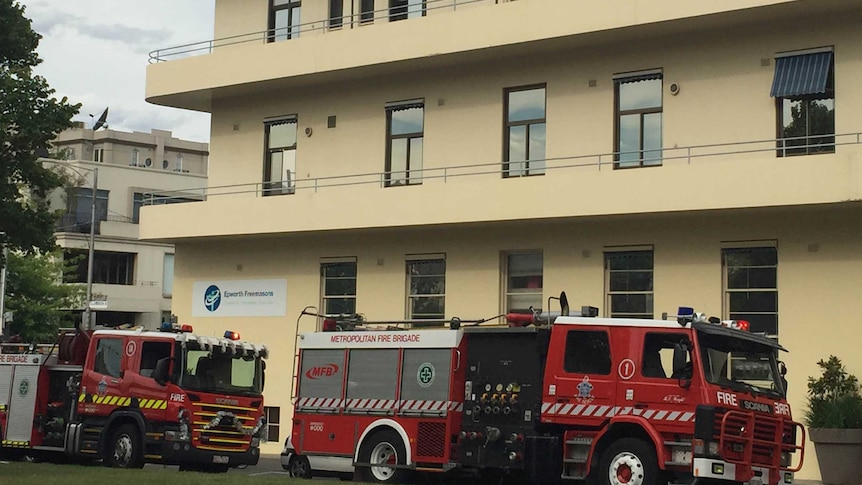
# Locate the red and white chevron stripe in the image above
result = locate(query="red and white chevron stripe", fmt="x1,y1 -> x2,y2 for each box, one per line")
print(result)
541,402 -> 695,422
294,398 -> 465,413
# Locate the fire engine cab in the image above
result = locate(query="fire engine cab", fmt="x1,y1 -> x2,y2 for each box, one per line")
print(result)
0,323 -> 268,472
284,294 -> 803,485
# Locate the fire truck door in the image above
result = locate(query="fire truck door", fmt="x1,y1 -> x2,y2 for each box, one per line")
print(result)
83,336 -> 128,414
620,331 -> 695,426
546,328 -> 616,424
4,357 -> 43,443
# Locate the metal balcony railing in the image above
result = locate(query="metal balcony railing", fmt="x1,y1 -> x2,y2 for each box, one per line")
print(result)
142,132 -> 860,204
148,0 -> 508,63
55,214 -> 102,234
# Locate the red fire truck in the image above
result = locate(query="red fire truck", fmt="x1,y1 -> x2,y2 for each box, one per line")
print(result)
0,322 -> 268,472
283,295 -> 804,485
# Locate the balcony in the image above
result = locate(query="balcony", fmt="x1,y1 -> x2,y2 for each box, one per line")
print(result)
138,132 -> 862,242
145,0 -> 828,112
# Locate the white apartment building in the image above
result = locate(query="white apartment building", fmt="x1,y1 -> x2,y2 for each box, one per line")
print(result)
142,0 -> 862,472
49,126 -> 208,328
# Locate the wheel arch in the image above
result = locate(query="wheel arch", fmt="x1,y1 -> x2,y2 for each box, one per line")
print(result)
353,419 -> 413,466
587,417 -> 667,475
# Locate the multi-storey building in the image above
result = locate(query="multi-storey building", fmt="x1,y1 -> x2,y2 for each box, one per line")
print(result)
49,126 -> 207,328
142,0 -> 862,471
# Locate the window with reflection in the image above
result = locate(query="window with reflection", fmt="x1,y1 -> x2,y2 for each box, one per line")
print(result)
605,250 -> 653,318
269,0 -> 301,42
615,73 -> 662,168
390,0 -> 425,21
773,51 -> 834,157
504,85 -> 546,177
361,0 -> 375,22
263,118 -> 297,196
385,102 -> 424,187
406,257 -> 445,320
723,247 -> 778,337
329,0 -> 343,28
321,260 -> 357,315
504,252 -> 543,313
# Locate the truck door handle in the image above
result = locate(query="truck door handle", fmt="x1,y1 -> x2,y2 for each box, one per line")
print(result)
634,403 -> 649,409
556,398 -> 571,403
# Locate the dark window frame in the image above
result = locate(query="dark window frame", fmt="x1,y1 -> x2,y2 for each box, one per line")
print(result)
360,0 -> 375,22
329,0 -> 343,28
264,406 -> 281,442
268,0 -> 301,42
93,338 -> 123,378
263,117 -> 298,196
503,84 -> 547,178
406,256 -> 446,320
604,249 -> 654,319
563,330 -> 611,375
722,246 -> 778,337
775,54 -> 835,157
389,0 -> 425,21
321,259 -> 358,315
385,102 -> 424,187
614,73 -> 663,169
64,249 -> 136,286
503,251 -> 543,314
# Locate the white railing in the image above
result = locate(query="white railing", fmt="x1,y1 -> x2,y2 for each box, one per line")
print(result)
148,0 -> 505,63
142,132 -> 858,205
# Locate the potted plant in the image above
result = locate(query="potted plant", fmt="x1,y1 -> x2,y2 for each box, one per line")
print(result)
805,356 -> 862,485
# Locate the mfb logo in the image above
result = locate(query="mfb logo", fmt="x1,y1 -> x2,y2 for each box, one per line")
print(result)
306,364 -> 339,379
204,285 -> 221,312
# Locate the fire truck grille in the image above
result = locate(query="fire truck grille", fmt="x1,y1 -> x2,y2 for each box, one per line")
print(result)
192,403 -> 256,452
416,422 -> 447,458
715,411 -> 782,467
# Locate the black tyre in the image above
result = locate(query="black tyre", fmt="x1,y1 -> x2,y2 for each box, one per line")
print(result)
598,438 -> 658,485
357,429 -> 408,484
104,423 -> 145,469
289,454 -> 313,478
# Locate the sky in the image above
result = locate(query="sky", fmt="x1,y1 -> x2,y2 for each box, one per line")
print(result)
19,0 -> 216,143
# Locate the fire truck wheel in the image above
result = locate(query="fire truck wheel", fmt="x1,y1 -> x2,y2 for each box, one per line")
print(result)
289,455 -> 313,479
105,423 -> 145,469
599,438 -> 658,485
358,430 -> 408,484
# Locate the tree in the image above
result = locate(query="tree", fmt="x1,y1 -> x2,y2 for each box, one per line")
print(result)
0,0 -> 81,263
4,250 -> 84,342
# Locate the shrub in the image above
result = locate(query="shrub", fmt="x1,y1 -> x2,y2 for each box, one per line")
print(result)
805,356 -> 862,429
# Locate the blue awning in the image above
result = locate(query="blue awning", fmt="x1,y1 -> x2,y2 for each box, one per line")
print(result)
770,51 -> 832,98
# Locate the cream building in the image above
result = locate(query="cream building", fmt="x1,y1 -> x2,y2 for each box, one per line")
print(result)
49,126 -> 208,328
142,0 -> 862,472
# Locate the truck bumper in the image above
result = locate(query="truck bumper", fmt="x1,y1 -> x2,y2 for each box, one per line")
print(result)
159,442 -> 261,468
693,458 -> 793,485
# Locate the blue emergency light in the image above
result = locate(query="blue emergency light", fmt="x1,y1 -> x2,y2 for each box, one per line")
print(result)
677,306 -> 695,326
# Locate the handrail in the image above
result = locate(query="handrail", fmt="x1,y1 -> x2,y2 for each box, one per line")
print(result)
142,132 -> 855,205
149,0 -> 496,63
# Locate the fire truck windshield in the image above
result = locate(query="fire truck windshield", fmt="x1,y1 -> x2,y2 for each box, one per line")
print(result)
697,331 -> 785,398
178,344 -> 264,396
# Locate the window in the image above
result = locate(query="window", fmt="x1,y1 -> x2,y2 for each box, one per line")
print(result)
264,406 -> 281,442
263,117 -> 297,196
563,330 -> 611,375
94,338 -> 123,378
132,192 -> 199,224
504,85 -> 546,177
503,252 -> 543,313
385,101 -> 424,187
615,71 -> 662,168
389,0 -> 424,21
175,154 -> 184,172
70,188 -> 109,228
642,333 -> 691,379
406,256 -> 445,320
723,247 -> 778,336
329,0 -> 343,28
360,0 -> 374,22
772,49 -> 835,156
269,0 -> 301,41
65,250 -> 135,285
93,148 -> 104,162
163,254 -> 174,297
139,341 -> 172,378
130,149 -> 140,166
321,260 -> 357,314
60,147 -> 75,160
605,250 -> 653,318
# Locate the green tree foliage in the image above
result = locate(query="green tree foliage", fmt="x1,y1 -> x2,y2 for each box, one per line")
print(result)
1,0 -> 81,261
4,250 -> 84,342
805,356 -> 862,429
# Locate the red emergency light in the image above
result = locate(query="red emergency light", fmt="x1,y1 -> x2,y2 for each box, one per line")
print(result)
181,324 -> 194,333
322,319 -> 338,332
224,330 -> 241,340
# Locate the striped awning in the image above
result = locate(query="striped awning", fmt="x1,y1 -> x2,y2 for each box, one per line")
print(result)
770,51 -> 832,98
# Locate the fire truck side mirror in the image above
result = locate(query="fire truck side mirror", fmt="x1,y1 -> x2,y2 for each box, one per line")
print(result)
559,292 -> 569,316
672,343 -> 692,388
153,357 -> 172,386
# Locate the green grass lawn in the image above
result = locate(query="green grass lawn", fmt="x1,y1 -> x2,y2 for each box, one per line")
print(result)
0,461 -> 341,485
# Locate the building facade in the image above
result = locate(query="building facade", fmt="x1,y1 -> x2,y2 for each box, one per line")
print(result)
143,0 -> 862,471
50,126 -> 208,328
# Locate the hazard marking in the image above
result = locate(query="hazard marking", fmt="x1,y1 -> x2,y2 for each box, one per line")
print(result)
618,359 -> 636,380
126,340 -> 137,357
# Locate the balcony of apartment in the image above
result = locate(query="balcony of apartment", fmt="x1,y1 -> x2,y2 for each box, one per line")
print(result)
145,0 -> 835,112
138,132 -> 862,242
